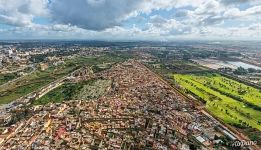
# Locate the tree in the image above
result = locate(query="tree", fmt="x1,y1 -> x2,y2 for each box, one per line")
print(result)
247,68 -> 256,73
233,67 -> 248,75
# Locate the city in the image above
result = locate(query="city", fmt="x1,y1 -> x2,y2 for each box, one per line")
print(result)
0,0 -> 261,150
0,41 -> 260,149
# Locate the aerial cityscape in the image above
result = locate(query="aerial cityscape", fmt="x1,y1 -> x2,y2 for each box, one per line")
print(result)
0,0 -> 261,150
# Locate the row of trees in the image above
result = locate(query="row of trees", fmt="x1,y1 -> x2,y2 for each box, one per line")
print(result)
208,84 -> 261,111
233,66 -> 261,75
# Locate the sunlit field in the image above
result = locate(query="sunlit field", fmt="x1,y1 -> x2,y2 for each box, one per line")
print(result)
174,73 -> 261,130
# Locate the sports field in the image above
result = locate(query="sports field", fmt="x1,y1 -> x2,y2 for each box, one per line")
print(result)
174,73 -> 261,130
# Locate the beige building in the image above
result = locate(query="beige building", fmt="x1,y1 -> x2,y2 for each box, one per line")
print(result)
38,63 -> 49,71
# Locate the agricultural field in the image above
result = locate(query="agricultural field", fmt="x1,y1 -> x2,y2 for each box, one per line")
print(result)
174,73 -> 261,132
33,79 -> 111,105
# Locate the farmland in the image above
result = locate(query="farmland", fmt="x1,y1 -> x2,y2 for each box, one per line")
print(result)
174,73 -> 261,131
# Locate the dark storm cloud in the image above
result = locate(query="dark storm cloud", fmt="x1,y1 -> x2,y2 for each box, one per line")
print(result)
49,0 -> 144,31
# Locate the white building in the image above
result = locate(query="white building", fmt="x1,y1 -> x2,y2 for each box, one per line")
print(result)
0,54 -> 3,67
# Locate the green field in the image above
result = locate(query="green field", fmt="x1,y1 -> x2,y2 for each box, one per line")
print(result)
33,82 -> 83,105
174,73 -> 261,131
33,79 -> 111,105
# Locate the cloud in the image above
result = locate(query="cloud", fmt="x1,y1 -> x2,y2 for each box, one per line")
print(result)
182,0 -> 226,26
49,0 -> 146,31
48,0 -> 207,31
219,0 -> 260,5
195,0 -> 222,15
248,23 -> 261,30
182,0 -> 261,26
149,15 -> 167,28
220,0 -> 250,4
147,15 -> 196,36
175,10 -> 189,18
0,0 -> 260,40
0,0 -> 49,26
224,5 -> 261,18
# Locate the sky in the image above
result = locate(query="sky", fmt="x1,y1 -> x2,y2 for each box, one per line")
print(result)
0,0 -> 260,41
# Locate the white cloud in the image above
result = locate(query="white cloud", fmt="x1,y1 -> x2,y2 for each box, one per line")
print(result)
149,15 -> 168,28
0,0 -> 260,40
147,15 -> 196,36
248,23 -> 261,30
0,0 -> 49,26
224,5 -> 261,18
195,0 -> 222,15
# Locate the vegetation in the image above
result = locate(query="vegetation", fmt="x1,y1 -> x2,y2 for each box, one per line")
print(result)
0,73 -> 19,85
33,82 -> 84,105
233,67 -> 248,75
33,79 -> 111,105
0,53 -> 128,104
233,66 -> 261,75
165,61 -> 207,73
0,63 -> 78,104
174,73 -> 261,131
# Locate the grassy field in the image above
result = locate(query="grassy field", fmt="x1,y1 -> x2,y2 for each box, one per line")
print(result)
32,82 -> 83,105
33,79 -> 111,105
174,73 -> 261,131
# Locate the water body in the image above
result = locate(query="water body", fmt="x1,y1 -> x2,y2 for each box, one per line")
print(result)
227,61 -> 261,70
